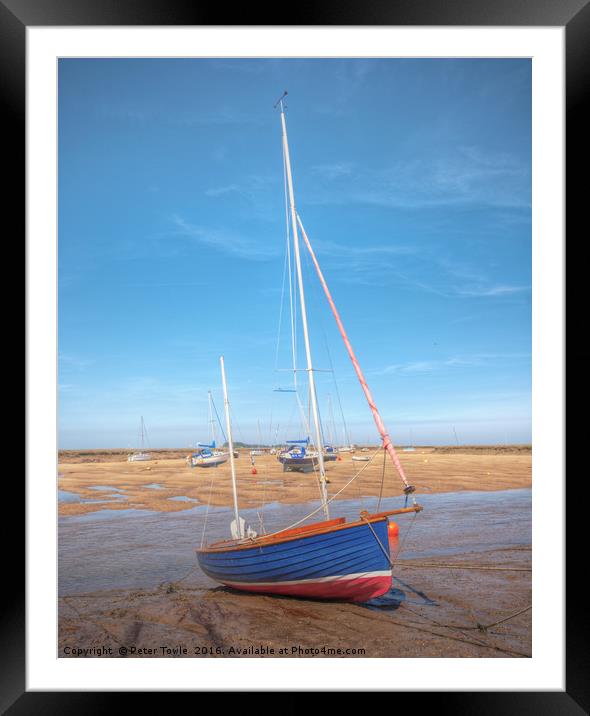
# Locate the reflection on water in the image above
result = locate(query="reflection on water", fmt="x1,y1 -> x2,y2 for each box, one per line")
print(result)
59,488 -> 531,596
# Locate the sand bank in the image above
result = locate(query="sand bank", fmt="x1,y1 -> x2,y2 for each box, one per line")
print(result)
58,450 -> 532,517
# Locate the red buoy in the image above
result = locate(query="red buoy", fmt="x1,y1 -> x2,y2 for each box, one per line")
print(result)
251,468 -> 257,475
387,520 -> 399,537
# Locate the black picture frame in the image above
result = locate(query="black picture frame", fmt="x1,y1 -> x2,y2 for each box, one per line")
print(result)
11,0 -> 586,711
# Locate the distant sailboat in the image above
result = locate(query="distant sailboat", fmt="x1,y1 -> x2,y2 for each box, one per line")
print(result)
188,392 -> 230,468
250,419 -> 265,457
127,416 -> 152,462
196,95 -> 421,602
403,428 -> 416,452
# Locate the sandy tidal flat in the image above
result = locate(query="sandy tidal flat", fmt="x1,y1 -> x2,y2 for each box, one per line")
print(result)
58,449 -> 532,517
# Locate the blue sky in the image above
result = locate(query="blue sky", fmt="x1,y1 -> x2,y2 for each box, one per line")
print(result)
58,58 -> 531,448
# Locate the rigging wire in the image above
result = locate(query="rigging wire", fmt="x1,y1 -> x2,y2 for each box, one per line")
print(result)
209,393 -> 228,445
301,235 -> 351,449
274,228 -> 290,373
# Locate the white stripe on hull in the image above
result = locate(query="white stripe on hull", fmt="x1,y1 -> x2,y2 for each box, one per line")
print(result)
220,569 -> 391,588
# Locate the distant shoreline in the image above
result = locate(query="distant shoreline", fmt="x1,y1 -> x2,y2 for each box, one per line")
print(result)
58,444 -> 532,463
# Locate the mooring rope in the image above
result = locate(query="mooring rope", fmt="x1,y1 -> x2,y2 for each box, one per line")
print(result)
397,603 -> 530,658
471,605 -> 532,632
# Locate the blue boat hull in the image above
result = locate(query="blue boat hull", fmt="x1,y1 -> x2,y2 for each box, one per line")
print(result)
196,517 -> 392,602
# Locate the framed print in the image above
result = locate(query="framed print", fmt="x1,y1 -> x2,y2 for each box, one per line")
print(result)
11,0 -> 586,709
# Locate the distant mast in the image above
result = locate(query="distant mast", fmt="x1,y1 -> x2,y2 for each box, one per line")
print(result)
278,94 -> 329,517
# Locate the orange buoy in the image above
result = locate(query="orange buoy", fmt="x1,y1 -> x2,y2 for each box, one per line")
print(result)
387,520 -> 399,537
251,468 -> 257,475
337,456 -> 342,461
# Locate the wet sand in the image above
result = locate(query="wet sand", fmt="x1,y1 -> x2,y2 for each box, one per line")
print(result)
59,489 -> 532,658
59,547 -> 531,658
58,448 -> 532,517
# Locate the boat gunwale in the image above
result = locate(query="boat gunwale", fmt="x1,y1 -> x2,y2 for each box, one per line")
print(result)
196,513 -> 389,554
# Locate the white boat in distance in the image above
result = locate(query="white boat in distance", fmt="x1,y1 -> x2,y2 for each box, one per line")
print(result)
189,392 -> 230,468
128,417 -> 152,462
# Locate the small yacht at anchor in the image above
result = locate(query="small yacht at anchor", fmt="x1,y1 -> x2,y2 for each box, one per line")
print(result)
127,416 -> 152,462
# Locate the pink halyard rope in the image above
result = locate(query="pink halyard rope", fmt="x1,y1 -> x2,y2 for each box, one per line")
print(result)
296,213 -> 415,495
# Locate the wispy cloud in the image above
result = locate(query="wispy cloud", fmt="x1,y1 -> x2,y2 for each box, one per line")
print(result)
311,162 -> 354,180
379,357 -> 478,375
169,215 -> 279,261
203,173 -> 280,221
454,284 -> 530,297
314,60 -> 376,116
306,234 -> 529,299
98,101 -> 260,128
59,353 -> 93,371
204,184 -> 241,197
376,352 -> 530,376
304,145 -> 530,210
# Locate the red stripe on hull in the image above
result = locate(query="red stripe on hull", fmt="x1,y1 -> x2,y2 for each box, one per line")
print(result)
223,574 -> 392,603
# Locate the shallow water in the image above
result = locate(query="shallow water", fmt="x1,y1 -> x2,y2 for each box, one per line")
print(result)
58,490 -> 82,504
59,488 -> 531,596
88,485 -> 124,492
58,490 -> 124,505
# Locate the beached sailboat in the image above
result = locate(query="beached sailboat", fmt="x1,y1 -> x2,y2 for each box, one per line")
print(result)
278,438 -> 338,471
188,392 -> 230,468
279,438 -> 318,471
196,95 -> 421,602
127,416 -> 151,462
337,444 -> 355,453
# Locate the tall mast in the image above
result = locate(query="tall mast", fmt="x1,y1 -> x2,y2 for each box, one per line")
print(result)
278,96 -> 329,518
296,213 -> 415,495
140,416 -> 144,450
220,356 -> 242,537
